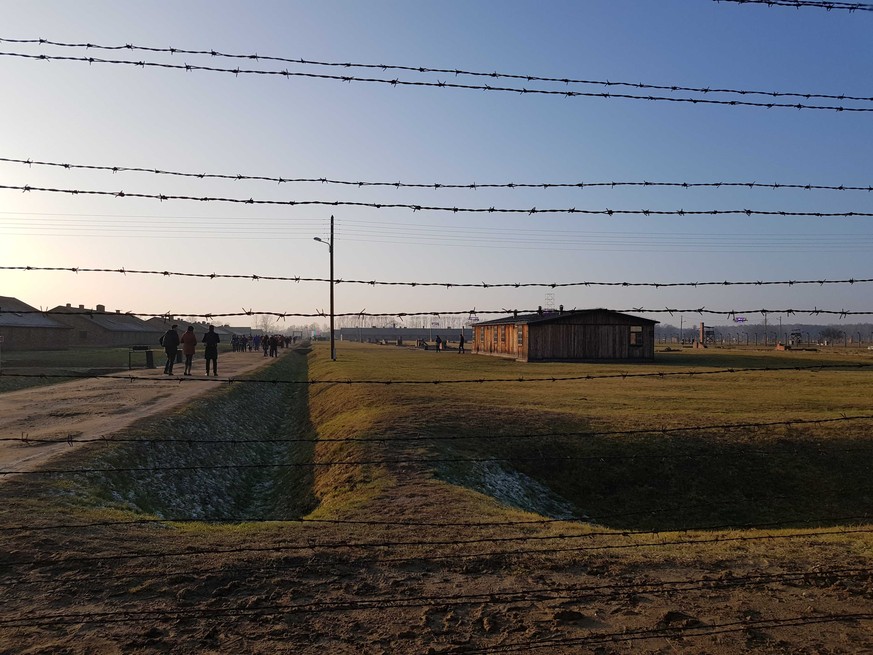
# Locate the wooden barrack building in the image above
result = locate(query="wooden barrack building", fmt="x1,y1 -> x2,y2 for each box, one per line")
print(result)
472,308 -> 657,362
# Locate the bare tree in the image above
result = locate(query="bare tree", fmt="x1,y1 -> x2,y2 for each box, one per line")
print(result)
253,315 -> 277,335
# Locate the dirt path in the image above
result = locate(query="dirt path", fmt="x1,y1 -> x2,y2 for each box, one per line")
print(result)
0,351 -> 282,476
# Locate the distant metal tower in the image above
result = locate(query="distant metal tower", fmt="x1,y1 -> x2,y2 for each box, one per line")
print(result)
544,293 -> 556,311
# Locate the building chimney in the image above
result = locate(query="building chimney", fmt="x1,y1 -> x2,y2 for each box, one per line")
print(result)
96,304 -> 105,313
559,304 -> 564,314
78,304 -> 84,309
66,303 -> 71,308
116,309 -> 120,314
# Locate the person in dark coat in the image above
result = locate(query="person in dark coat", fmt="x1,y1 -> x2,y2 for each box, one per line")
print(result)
458,332 -> 466,354
161,325 -> 180,375
202,325 -> 221,376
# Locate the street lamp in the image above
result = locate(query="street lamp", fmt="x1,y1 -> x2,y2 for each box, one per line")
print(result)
313,215 -> 336,361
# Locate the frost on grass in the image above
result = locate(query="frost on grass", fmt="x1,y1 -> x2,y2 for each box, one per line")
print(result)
440,460 -> 577,519
73,356 -> 316,521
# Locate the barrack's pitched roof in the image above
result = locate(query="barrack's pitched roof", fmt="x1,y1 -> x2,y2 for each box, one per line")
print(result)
0,296 -> 72,329
473,308 -> 658,327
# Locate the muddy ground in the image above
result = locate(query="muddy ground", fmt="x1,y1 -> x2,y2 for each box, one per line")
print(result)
0,350 -> 871,654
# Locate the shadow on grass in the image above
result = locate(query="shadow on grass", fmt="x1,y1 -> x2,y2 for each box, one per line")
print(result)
650,349 -> 873,370
442,427 -> 873,532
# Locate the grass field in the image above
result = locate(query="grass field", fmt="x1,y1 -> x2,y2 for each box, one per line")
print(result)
1,342 -> 871,653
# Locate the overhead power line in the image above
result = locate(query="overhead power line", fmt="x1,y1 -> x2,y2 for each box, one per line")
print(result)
715,0 -> 873,11
0,49 -> 870,113
2,36 -> 872,103
4,182 -> 873,218
3,155 -> 873,193
4,264 -> 873,290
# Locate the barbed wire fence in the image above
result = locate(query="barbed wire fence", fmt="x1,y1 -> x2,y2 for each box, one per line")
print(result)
2,23 -> 873,649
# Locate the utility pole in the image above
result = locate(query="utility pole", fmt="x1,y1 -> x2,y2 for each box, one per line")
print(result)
329,215 -> 335,360
313,215 -> 336,361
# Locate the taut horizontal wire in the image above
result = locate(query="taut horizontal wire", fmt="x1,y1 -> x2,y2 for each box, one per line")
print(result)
3,264 -> 873,290
5,526 -> 873,568
4,449 -> 873,477
715,0 -> 873,11
1,362 -> 872,388
3,36 -> 872,103
3,155 -> 873,192
3,306 -> 873,318
2,575 -> 869,630
0,50 -> 870,113
5,413 -> 871,446
0,497 -> 801,533
6,181 -> 873,217
456,613 -> 873,654
1,571 -> 868,627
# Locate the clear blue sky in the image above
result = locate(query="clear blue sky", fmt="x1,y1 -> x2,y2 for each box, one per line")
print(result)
1,0 -> 871,329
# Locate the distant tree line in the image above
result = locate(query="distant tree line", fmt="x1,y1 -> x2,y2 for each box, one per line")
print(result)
656,321 -> 873,345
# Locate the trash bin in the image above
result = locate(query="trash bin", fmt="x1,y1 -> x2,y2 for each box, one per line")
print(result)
176,351 -> 183,364
145,350 -> 155,368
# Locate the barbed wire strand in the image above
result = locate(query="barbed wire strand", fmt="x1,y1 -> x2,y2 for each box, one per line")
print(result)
3,516 -> 868,559
4,305 -> 873,319
2,37 -> 872,102
2,361 -> 873,391
2,361 -> 872,390
0,495 -> 807,533
4,526 -> 872,569
5,447 -> 873,477
1,570 -> 868,627
0,50 -> 870,113
0,528 -> 871,597
450,613 -> 873,654
714,0 -> 873,11
5,413 -> 872,447
5,181 -> 873,218
4,264 -> 873,290
3,155 -> 873,193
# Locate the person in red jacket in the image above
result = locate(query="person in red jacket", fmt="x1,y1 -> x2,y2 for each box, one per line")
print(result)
179,326 -> 197,376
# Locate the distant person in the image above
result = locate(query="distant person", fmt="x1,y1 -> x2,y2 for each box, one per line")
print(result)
179,326 -> 197,376
458,332 -> 465,354
435,335 -> 442,352
202,325 -> 221,376
262,335 -> 270,357
160,324 -> 180,375
269,335 -> 279,357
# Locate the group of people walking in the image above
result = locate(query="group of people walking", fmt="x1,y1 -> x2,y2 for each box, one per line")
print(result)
160,324 -> 222,376
160,325 -> 295,376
